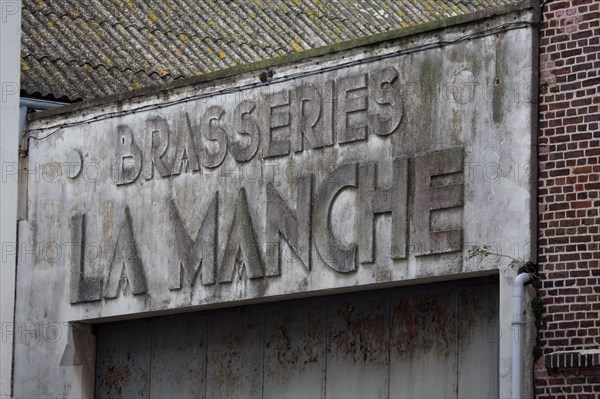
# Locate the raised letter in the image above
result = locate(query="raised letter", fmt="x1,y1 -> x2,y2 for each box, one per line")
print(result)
413,148 -> 464,255
199,106 -> 228,168
143,116 -> 171,179
171,112 -> 200,175
115,125 -> 142,185
336,74 -> 368,144
231,100 -> 260,162
169,194 -> 218,289
358,158 -> 408,263
264,90 -> 291,158
103,207 -> 147,298
369,68 -> 403,136
291,85 -> 322,152
266,175 -> 312,275
218,188 -> 264,282
322,80 -> 334,147
70,214 -> 102,303
314,163 -> 357,272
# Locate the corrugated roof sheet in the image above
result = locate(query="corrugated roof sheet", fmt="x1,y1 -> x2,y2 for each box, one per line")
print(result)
21,0 -> 520,102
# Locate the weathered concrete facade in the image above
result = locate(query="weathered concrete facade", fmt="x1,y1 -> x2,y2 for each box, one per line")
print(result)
15,4 -> 538,398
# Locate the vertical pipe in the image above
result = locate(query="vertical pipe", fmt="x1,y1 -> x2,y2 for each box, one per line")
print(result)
512,272 -> 534,399
19,105 -> 28,142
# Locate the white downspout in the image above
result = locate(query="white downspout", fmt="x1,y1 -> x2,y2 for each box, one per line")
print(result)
512,272 -> 535,399
18,105 -> 28,140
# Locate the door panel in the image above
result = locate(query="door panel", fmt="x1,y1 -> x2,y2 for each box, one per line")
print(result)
96,319 -> 151,399
263,302 -> 326,399
96,279 -> 499,398
457,283 -> 500,398
149,315 -> 206,399
326,296 -> 389,399
205,307 -> 263,398
389,290 -> 459,398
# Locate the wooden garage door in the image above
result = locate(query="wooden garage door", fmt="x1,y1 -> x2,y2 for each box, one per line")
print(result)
95,278 -> 498,398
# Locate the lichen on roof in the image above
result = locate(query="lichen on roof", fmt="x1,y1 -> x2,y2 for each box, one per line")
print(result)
21,0 -> 521,101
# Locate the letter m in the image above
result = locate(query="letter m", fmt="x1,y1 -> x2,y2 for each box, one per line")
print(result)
169,193 -> 218,289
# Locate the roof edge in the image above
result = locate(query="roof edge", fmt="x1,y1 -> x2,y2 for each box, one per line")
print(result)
28,0 -> 537,122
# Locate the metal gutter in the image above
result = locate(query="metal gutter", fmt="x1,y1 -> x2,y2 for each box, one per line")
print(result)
19,97 -> 68,141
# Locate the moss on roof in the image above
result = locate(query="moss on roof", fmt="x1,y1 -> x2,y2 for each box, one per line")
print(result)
21,0 -> 522,101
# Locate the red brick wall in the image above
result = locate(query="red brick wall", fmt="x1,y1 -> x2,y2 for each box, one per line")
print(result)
536,0 -> 600,396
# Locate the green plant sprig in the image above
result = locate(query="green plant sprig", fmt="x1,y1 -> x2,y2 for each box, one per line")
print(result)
467,244 -> 525,269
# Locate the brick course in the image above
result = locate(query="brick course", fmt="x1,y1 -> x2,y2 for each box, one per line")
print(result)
536,0 -> 600,396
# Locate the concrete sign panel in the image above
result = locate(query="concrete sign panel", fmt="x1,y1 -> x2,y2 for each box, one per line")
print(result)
30,64 -> 472,314
68,65 -> 467,307
20,19 -> 536,322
